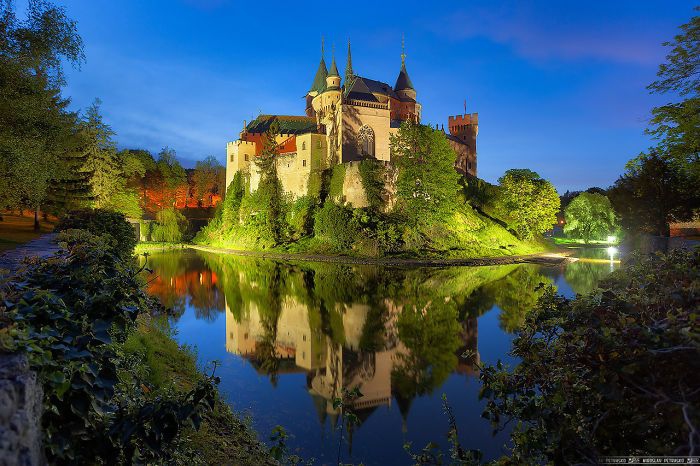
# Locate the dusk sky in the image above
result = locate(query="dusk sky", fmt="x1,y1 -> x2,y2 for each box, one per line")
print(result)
27,0 -> 697,191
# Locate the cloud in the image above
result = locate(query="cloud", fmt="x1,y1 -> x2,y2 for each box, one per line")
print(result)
427,4 -> 670,66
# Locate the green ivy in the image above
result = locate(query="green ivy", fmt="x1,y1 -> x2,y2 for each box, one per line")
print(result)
358,159 -> 386,211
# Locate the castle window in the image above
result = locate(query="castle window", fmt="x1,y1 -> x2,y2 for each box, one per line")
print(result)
302,141 -> 306,150
357,125 -> 375,158
302,159 -> 307,167
244,154 -> 249,161
230,153 -> 234,162
468,162 -> 473,170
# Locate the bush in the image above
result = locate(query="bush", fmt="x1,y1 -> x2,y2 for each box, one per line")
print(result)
479,249 -> 700,463
56,208 -> 137,259
0,230 -> 221,463
151,208 -> 188,243
313,201 -> 359,250
287,195 -> 315,239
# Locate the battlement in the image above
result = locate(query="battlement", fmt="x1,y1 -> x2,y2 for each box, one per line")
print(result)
448,113 -> 479,128
228,140 -> 256,147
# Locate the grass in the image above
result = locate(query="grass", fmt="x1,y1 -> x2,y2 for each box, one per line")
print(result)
123,316 -> 277,465
0,212 -> 56,251
134,242 -> 188,253
552,237 -> 619,246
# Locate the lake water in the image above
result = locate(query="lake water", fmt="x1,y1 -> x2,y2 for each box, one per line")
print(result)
141,249 -> 618,465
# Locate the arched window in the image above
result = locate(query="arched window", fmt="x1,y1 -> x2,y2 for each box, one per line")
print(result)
357,125 -> 375,157
302,141 -> 306,150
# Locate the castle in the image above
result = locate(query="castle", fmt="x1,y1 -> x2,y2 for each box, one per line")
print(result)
225,40 -> 478,206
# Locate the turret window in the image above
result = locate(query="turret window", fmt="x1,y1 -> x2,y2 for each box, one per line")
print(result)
358,125 -> 375,158
302,141 -> 306,150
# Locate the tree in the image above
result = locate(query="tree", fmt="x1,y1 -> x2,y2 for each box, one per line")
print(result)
563,192 -> 618,243
627,7 -> 700,230
390,122 -> 460,223
647,7 -> 700,180
0,0 -> 84,229
496,169 -> 560,240
156,147 -> 187,208
609,152 -> 694,236
253,118 -> 285,245
193,155 -> 225,206
80,99 -> 120,207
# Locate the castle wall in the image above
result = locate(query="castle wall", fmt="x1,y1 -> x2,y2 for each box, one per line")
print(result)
341,162 -> 368,208
340,104 -> 393,163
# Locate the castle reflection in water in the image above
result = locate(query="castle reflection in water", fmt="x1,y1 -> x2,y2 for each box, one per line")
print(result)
224,295 -> 479,422
142,249 -> 611,429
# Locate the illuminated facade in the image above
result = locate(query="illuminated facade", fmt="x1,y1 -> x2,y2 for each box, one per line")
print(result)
225,40 -> 478,204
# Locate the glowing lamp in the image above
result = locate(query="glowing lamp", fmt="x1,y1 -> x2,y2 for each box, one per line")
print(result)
607,235 -> 616,244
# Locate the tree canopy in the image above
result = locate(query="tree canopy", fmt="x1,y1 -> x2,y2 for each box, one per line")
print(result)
496,169 -> 560,240
390,122 -> 460,224
563,192 -> 618,243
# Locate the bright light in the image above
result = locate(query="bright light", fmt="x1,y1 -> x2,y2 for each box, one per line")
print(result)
607,246 -> 618,257
607,235 -> 617,244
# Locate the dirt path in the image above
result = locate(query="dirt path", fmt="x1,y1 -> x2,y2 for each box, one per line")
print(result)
187,244 -> 573,267
0,233 -> 59,276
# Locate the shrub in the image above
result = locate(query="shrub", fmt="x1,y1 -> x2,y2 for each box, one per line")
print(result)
287,195 -> 315,239
328,164 -> 346,200
56,208 -> 137,259
313,201 -> 359,250
151,208 -> 188,243
479,249 -> 700,463
359,160 -> 386,211
0,230 -> 221,463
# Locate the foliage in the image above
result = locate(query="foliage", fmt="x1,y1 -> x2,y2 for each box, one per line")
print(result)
151,207 -> 188,243
193,155 -> 225,206
496,169 -> 560,240
358,159 -> 387,210
56,208 -> 136,260
0,229 -> 220,464
479,250 -> 700,464
404,395 -> 482,466
313,201 -> 359,251
328,163 -> 346,200
254,118 -> 285,245
221,171 -> 245,226
608,152 -> 696,236
156,147 -> 188,207
287,195 -> 315,239
647,8 -> 700,182
563,192 -> 618,243
391,122 -> 460,224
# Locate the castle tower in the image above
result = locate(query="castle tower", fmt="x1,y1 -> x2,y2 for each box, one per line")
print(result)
306,39 -> 328,118
447,102 -> 479,176
326,51 -> 341,90
394,35 -> 417,103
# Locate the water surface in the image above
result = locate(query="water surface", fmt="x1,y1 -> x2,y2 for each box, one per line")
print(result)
142,250 -> 616,465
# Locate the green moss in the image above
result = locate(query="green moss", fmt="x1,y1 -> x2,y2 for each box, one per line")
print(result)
328,164 -> 346,199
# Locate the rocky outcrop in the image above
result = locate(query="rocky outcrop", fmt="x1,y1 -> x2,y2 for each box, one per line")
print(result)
0,354 -> 43,466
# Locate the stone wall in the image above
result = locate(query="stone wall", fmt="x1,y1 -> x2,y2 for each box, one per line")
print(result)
0,353 -> 43,466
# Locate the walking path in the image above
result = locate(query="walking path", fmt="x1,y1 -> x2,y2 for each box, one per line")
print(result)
0,234 -> 59,276
188,244 -> 573,267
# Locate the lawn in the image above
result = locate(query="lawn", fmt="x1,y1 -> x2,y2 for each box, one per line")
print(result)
0,212 -> 56,251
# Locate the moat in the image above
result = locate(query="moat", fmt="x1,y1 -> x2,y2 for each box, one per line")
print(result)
142,248 -> 618,465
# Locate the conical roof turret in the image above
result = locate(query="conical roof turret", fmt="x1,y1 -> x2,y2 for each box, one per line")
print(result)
309,39 -> 328,93
394,35 -> 414,91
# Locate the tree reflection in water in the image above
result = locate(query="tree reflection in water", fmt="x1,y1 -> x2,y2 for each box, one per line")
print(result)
143,250 -> 611,453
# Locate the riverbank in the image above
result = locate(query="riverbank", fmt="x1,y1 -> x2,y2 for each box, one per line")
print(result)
0,213 -> 278,464
187,243 -> 572,267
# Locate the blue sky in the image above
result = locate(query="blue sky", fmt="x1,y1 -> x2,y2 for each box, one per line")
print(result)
26,0 -> 697,191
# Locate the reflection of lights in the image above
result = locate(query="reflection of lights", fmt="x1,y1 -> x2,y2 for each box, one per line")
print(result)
607,235 -> 617,244
607,246 -> 618,271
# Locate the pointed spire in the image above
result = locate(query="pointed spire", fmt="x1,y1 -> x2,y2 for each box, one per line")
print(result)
329,43 -> 339,77
394,34 -> 414,91
401,33 -> 406,67
309,37 -> 328,93
345,38 -> 354,80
